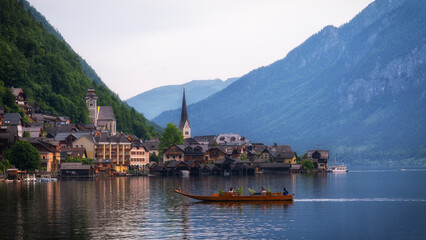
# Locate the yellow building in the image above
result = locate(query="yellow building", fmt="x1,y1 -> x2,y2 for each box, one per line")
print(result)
72,135 -> 96,159
27,139 -> 60,172
94,135 -> 131,172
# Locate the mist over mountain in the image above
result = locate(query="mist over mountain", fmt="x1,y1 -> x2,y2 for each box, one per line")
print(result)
126,78 -> 238,120
153,0 -> 426,165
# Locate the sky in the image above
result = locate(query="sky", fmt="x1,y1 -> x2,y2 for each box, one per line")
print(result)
27,0 -> 373,100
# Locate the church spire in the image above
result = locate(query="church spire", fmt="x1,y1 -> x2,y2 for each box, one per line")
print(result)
179,88 -> 191,139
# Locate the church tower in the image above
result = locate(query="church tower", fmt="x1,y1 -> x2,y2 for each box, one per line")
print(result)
179,88 -> 191,139
85,87 -> 98,126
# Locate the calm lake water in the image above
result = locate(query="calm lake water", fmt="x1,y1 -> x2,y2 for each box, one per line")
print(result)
1,169 -> 426,239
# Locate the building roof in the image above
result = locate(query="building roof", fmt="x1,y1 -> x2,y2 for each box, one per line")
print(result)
193,135 -> 217,144
26,138 -> 58,153
45,124 -> 83,137
216,133 -> 251,146
131,141 -> 147,150
307,150 -> 329,159
97,106 -> 115,121
11,87 -> 23,97
184,137 -> 199,145
60,162 -> 92,170
56,116 -> 70,122
178,88 -> 189,130
166,160 -> 188,168
183,144 -> 208,153
94,134 -> 130,144
3,113 -> 21,125
143,139 -> 160,151
23,126 -> 42,138
54,132 -> 92,141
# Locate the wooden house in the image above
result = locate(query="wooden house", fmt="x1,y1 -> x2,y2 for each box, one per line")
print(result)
55,116 -> 70,126
163,144 -> 185,162
60,162 -> 94,178
165,160 -> 189,176
183,145 -> 208,163
307,150 -> 329,171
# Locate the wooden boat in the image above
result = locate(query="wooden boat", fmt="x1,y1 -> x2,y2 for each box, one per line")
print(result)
174,189 -> 294,201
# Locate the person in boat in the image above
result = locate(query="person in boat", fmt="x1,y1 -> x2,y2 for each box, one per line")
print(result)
261,187 -> 266,195
282,188 -> 289,195
229,187 -> 235,193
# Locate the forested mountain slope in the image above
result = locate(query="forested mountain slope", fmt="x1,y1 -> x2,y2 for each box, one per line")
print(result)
154,0 -> 426,165
0,0 -> 159,139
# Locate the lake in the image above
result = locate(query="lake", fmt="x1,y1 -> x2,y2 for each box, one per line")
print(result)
1,169 -> 425,239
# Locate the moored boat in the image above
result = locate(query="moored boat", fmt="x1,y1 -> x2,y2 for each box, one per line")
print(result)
174,189 -> 294,201
327,165 -> 348,173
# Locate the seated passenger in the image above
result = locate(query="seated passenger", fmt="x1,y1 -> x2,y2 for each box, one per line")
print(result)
261,187 -> 266,195
229,187 -> 235,193
282,188 -> 289,195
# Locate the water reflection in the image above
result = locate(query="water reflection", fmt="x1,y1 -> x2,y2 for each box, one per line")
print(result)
1,171 -> 425,239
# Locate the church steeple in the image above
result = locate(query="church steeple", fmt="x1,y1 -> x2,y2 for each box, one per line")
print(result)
179,88 -> 191,139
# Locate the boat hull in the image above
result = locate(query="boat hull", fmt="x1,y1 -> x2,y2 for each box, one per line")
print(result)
175,190 -> 294,201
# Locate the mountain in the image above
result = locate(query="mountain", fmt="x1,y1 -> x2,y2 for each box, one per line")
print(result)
126,77 -> 238,120
0,0 -> 159,139
18,0 -> 106,88
153,0 -> 426,165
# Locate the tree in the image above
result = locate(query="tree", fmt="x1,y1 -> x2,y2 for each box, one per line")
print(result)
296,156 -> 302,164
302,159 -> 315,172
149,153 -> 159,163
10,140 -> 41,171
65,156 -> 93,165
159,123 -> 184,156
23,131 -> 30,138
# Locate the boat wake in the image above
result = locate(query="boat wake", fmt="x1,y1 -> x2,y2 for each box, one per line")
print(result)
294,198 -> 426,202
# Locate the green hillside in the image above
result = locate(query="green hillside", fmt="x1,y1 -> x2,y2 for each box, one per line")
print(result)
154,0 -> 426,165
0,0 -> 159,139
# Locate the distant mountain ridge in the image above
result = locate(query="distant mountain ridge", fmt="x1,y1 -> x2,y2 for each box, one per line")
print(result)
153,0 -> 426,165
126,77 -> 238,120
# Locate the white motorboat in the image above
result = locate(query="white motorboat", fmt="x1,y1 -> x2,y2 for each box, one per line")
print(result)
327,165 -> 348,173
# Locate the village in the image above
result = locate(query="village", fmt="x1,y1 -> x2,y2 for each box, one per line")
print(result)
0,87 -> 329,180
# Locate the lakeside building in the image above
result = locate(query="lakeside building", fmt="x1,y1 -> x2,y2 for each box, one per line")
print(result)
60,162 -> 94,178
307,150 -> 329,171
94,135 -> 131,172
143,138 -> 160,157
26,138 -> 60,172
129,141 -> 149,169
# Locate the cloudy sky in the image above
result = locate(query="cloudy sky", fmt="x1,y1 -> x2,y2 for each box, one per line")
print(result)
27,0 -> 373,100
